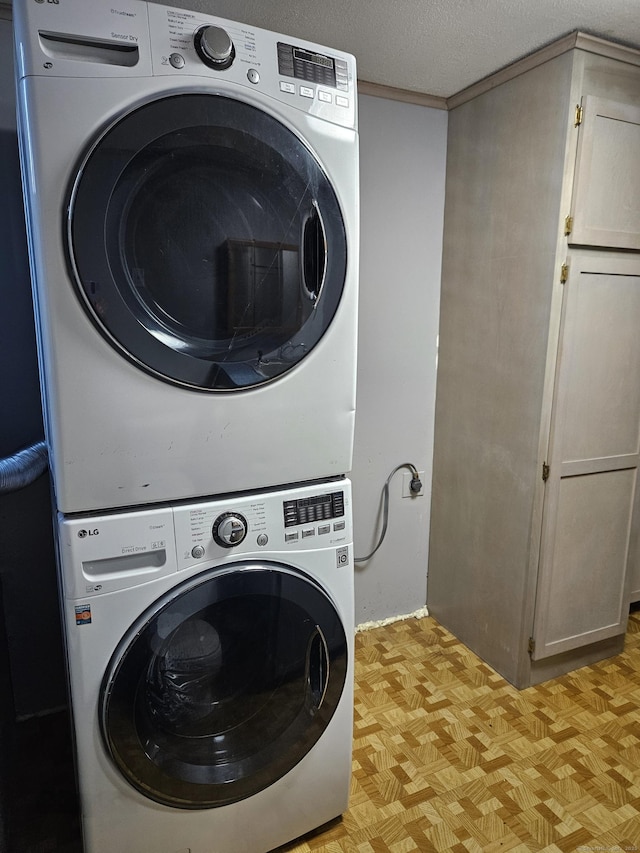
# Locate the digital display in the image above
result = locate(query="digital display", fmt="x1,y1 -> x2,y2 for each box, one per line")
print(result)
278,42 -> 348,91
293,47 -> 334,70
283,491 -> 345,527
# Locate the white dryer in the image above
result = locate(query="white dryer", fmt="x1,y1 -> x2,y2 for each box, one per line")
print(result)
56,479 -> 354,853
14,0 -> 359,514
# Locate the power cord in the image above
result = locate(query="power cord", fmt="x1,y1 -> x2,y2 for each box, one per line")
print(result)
354,462 -> 422,563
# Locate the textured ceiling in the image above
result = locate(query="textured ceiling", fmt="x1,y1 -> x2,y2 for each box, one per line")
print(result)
148,0 -> 640,98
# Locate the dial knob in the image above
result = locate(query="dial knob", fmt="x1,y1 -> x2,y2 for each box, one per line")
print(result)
194,25 -> 235,70
212,512 -> 247,548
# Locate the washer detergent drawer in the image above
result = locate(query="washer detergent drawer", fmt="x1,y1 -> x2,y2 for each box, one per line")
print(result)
58,508 -> 178,598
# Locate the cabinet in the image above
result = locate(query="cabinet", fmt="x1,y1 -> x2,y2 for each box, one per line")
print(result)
428,34 -> 640,688
533,256 -> 640,660
570,97 -> 640,251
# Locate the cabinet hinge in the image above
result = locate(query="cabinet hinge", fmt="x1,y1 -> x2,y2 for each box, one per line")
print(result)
574,104 -> 584,127
560,263 -> 569,284
564,215 -> 573,236
542,462 -> 550,482
528,637 -> 536,655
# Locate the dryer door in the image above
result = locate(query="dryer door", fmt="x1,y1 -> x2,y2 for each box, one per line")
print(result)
68,94 -> 348,390
100,562 -> 348,809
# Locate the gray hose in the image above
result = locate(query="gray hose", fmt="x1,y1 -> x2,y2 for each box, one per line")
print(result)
0,441 -> 48,493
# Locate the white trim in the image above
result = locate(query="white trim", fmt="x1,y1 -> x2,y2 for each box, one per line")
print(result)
356,606 -> 429,633
447,31 -> 640,109
447,32 -> 579,109
358,79 -> 447,110
574,31 -> 640,66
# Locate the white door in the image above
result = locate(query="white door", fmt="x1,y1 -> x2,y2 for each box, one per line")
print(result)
68,93 -> 348,391
100,561 -> 348,808
532,255 -> 640,659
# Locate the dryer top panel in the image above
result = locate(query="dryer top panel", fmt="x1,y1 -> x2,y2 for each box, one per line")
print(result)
13,0 -> 358,130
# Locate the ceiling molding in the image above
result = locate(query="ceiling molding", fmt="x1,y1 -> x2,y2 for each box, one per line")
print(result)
574,31 -> 640,66
446,31 -> 579,110
357,80 -> 447,110
446,30 -> 640,110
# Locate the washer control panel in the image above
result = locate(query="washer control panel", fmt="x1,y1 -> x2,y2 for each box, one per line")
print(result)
59,480 -> 352,597
172,480 -> 352,569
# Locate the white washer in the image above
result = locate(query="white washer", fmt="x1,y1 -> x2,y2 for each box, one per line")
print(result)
14,0 -> 359,514
56,479 -> 354,853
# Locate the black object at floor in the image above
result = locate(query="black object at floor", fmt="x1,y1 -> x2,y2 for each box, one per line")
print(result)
0,578 -> 14,853
7,710 -> 81,853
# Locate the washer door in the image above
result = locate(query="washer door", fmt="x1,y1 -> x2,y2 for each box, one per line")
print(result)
68,94 -> 348,390
100,562 -> 348,809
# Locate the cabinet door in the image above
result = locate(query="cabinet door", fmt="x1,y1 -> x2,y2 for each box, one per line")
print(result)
569,96 -> 640,250
532,256 -> 640,660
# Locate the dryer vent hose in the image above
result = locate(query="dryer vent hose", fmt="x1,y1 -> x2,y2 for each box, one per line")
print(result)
0,441 -> 48,494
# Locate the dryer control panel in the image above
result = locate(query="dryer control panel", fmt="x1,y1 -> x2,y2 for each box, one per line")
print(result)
15,0 -> 357,130
148,3 -> 357,129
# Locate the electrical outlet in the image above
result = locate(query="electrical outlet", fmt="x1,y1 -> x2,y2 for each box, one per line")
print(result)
402,471 -> 425,498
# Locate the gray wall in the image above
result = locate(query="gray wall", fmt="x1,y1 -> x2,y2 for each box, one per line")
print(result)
352,95 -> 446,623
0,16 -> 447,712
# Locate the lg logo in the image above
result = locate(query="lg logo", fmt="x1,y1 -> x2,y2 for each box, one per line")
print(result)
34,0 -> 60,5
78,529 -> 99,539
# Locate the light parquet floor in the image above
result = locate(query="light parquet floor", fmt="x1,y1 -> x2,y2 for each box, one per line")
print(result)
277,609 -> 640,853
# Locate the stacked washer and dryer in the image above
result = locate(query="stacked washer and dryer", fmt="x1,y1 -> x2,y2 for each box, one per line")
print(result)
13,1 -> 358,851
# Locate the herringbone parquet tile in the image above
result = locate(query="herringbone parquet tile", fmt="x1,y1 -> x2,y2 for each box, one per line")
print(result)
277,609 -> 640,853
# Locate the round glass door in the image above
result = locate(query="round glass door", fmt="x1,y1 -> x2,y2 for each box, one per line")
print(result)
100,562 -> 348,809
67,94 -> 348,390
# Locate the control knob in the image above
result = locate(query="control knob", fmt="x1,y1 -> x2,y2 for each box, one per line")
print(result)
212,512 -> 247,548
194,25 -> 235,70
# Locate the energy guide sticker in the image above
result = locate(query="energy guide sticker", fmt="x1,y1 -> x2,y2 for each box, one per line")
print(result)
75,605 -> 92,625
